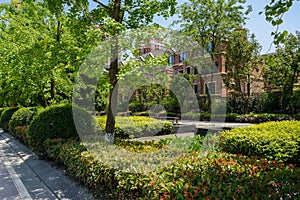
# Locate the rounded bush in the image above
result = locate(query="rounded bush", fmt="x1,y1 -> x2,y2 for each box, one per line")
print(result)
27,103 -> 96,155
97,116 -> 173,138
220,120 -> 300,163
0,108 -> 6,118
0,107 -> 19,132
9,107 -> 40,135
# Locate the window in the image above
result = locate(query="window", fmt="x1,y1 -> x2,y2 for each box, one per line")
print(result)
168,55 -> 175,65
187,67 -> 191,74
205,82 -> 216,94
194,84 -> 199,94
179,52 -> 188,62
194,67 -> 198,75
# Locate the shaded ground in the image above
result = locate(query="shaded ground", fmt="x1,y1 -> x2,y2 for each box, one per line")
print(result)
0,130 -> 96,200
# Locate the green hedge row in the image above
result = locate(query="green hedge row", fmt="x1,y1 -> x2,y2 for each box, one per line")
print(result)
0,104 -> 96,156
0,107 -> 19,131
220,120 -> 300,164
43,138 -> 300,199
9,107 -> 39,135
27,104 -> 98,155
2,104 -> 300,199
97,116 -> 173,138
182,112 -> 300,123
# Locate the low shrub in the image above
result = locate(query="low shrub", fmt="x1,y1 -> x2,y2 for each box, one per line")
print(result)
44,138 -> 300,199
182,112 -> 300,123
182,112 -> 211,121
129,101 -> 146,113
234,113 -> 297,123
0,108 -> 5,118
220,120 -> 300,163
149,152 -> 300,199
14,126 -> 29,144
97,116 -> 173,138
27,103 -> 97,155
0,107 -> 19,131
9,107 -> 40,135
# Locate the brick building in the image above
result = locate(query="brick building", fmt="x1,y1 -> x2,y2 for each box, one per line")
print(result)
137,39 -> 265,98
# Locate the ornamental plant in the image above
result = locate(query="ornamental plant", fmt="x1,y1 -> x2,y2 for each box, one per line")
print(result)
0,107 -> 19,132
220,120 -> 300,163
27,103 -> 97,155
9,107 -> 40,135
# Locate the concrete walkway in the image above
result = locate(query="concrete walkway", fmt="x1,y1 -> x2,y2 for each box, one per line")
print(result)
131,121 -> 253,142
180,120 -> 252,129
0,130 -> 96,200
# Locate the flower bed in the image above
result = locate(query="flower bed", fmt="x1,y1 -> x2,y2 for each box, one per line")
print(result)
44,138 -> 300,199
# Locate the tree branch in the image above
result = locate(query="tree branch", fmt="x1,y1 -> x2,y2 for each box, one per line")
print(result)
92,0 -> 111,11
70,0 -> 95,22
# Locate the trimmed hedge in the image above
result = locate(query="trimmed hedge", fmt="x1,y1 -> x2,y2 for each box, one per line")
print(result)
97,116 -> 173,138
182,112 -> 300,123
44,138 -> 300,199
0,107 -> 19,131
0,108 -> 5,118
232,113 -> 299,123
9,107 -> 39,135
14,126 -> 29,145
27,103 -> 96,155
220,120 -> 300,163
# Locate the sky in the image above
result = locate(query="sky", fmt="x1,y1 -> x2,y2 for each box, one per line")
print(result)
1,0 -> 299,54
154,0 -> 300,54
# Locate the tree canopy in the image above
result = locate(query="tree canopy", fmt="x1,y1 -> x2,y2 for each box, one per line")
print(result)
223,28 -> 261,96
263,31 -> 300,112
177,0 -> 252,60
0,1 -> 102,106
263,0 -> 298,44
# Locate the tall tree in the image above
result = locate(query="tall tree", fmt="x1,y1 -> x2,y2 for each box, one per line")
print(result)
263,32 -> 300,112
177,0 -> 251,60
64,0 -> 177,137
0,1 -> 101,106
223,28 -> 261,96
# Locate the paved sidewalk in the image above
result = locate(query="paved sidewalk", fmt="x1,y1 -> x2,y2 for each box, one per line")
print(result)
0,130 -> 96,200
131,121 -> 252,142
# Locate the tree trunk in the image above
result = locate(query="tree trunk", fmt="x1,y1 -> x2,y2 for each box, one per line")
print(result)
105,0 -> 122,143
50,76 -> 55,102
105,40 -> 119,142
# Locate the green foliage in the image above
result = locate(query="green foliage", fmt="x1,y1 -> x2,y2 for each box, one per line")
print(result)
97,116 -> 173,138
234,113 -> 300,123
178,0 -> 251,59
161,95 -> 180,113
27,103 -> 96,155
223,28 -> 261,95
9,107 -> 40,135
0,1 -> 103,106
149,152 -> 300,199
182,111 -> 300,123
44,138 -> 300,199
227,91 -> 300,114
220,121 -> 300,163
14,126 -> 29,145
0,108 -> 5,118
263,32 -> 300,113
0,107 -> 19,131
129,101 -> 146,113
263,0 -> 294,44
